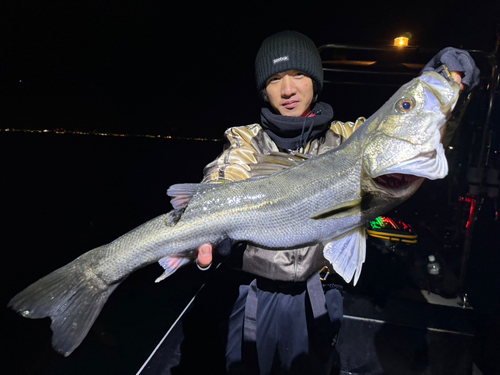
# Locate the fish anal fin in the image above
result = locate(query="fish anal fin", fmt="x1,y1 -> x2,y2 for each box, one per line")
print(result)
155,256 -> 191,283
323,227 -> 366,285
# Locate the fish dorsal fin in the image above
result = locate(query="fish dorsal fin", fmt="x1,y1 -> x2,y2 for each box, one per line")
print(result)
323,227 -> 366,285
250,151 -> 310,178
155,256 -> 191,283
255,151 -> 310,165
311,195 -> 372,220
167,183 -> 219,210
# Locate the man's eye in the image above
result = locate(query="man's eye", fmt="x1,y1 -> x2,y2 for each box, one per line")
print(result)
268,77 -> 281,83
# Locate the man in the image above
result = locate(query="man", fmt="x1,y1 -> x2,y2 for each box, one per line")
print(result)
194,30 -> 478,374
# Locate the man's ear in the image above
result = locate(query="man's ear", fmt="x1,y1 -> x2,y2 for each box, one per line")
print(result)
260,88 -> 269,102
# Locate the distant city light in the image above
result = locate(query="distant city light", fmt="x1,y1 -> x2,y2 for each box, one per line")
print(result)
0,128 -> 223,142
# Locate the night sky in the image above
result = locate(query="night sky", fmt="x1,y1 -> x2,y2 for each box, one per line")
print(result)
2,0 -> 499,137
2,1 -> 500,374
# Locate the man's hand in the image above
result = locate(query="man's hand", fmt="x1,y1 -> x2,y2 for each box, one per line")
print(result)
197,243 -> 213,269
451,71 -> 465,92
421,47 -> 480,93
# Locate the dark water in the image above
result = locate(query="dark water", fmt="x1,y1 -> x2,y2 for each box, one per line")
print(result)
1,132 -> 223,375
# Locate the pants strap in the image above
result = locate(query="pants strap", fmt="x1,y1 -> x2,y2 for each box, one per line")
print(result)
306,272 -> 328,319
243,279 -> 258,343
243,273 -> 328,342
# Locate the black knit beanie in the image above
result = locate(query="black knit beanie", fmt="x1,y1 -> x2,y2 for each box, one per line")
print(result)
255,30 -> 323,96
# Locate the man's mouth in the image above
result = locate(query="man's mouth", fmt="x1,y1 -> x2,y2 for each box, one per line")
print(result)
282,100 -> 299,109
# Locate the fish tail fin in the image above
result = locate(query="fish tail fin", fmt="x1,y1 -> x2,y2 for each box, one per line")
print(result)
8,253 -> 120,357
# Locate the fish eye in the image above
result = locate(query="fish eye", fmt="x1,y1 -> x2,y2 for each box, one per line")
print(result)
395,98 -> 415,113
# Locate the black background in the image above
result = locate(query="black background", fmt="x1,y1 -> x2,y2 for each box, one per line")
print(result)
2,0 -> 499,137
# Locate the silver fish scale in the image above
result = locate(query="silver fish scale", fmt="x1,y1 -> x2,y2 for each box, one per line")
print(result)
174,153 -> 363,249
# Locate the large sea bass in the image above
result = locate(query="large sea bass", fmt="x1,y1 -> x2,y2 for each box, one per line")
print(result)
9,71 -> 459,356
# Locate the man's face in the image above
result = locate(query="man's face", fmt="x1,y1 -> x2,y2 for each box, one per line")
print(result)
265,70 -> 314,117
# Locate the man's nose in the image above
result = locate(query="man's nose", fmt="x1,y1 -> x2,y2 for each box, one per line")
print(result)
281,75 -> 297,97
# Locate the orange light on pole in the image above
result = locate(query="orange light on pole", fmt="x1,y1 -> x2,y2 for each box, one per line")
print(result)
394,36 -> 409,47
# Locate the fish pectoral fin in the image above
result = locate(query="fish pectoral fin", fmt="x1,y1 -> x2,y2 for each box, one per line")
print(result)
323,227 -> 367,285
155,256 -> 191,283
310,196 -> 368,220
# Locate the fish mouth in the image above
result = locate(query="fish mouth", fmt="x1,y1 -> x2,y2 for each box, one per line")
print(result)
372,173 -> 423,190
419,71 -> 460,113
367,144 -> 448,188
